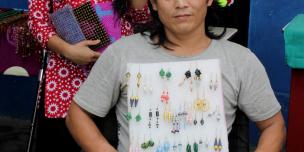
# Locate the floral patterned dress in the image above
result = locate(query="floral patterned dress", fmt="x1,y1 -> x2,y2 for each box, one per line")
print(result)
28,0 -> 150,118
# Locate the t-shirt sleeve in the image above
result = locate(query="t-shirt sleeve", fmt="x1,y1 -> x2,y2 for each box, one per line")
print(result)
237,51 -> 281,122
73,46 -> 121,117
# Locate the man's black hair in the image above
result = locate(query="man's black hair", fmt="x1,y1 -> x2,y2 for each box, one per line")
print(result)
137,1 -> 226,48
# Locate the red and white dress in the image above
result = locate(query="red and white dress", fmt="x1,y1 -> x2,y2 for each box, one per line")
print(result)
28,0 -> 150,118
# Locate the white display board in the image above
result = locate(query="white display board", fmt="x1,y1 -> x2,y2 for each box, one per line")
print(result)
127,59 -> 228,152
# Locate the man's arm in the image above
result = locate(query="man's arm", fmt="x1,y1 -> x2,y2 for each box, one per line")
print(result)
66,101 -> 117,152
255,112 -> 286,152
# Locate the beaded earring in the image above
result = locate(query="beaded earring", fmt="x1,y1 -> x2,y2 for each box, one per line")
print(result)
136,71 -> 142,88
200,112 -> 205,126
125,71 -> 131,88
193,141 -> 199,152
194,67 -> 202,81
214,137 -> 218,152
160,90 -> 170,104
173,142 -> 178,152
195,87 -> 210,112
129,93 -> 139,108
171,115 -> 180,134
163,140 -> 170,152
143,74 -> 153,94
141,139 -> 154,150
178,142 -> 183,152
193,112 -> 198,126
124,112 -> 132,121
179,68 -> 193,92
156,107 -> 160,128
209,74 -> 219,91
148,108 -> 152,128
135,112 -> 142,122
159,68 -> 172,80
216,106 -> 221,122
164,107 -> 173,122
186,142 -> 191,152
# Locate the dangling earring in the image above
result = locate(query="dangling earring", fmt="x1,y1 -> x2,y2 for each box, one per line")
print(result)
136,65 -> 141,88
135,112 -> 142,122
160,91 -> 169,104
214,74 -> 219,91
214,137 -> 218,152
124,112 -> 132,121
129,91 -> 135,108
156,107 -> 160,128
165,69 -> 172,80
148,108 -> 152,128
200,112 -> 205,126
163,140 -> 170,152
193,112 -> 198,126
193,141 -> 198,152
194,66 -> 202,81
178,142 -> 183,152
179,68 -> 193,92
186,142 -> 191,152
125,71 -> 131,88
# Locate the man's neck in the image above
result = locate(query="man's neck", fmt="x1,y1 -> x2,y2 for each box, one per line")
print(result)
165,28 -> 211,57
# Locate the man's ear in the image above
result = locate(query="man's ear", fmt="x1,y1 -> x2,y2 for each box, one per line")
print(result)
207,0 -> 214,6
150,0 -> 158,11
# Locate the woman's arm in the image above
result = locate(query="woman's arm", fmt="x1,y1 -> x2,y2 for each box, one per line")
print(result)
47,35 -> 100,65
28,0 -> 56,48
28,0 -> 100,65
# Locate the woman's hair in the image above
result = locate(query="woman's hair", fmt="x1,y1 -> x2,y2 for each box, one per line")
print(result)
138,1 -> 226,48
112,0 -> 128,18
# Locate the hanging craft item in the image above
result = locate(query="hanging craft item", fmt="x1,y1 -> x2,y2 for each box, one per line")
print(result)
50,2 -> 111,50
160,67 -> 171,104
1,10 -> 42,59
194,66 -> 202,81
179,65 -> 193,92
209,74 -> 219,91
127,60 -> 229,152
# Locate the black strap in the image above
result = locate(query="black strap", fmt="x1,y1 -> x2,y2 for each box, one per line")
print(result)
49,0 -> 54,13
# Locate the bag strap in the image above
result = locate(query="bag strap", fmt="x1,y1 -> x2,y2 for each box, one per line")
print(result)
49,0 -> 54,13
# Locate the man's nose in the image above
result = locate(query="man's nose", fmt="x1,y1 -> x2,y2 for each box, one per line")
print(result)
175,0 -> 189,9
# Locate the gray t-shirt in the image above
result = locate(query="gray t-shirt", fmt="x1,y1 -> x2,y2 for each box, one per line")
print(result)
74,34 -> 281,152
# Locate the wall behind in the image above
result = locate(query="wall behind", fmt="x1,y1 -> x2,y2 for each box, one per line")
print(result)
248,0 -> 304,147
0,0 -> 27,10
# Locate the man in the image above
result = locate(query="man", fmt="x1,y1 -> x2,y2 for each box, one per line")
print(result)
66,0 -> 286,151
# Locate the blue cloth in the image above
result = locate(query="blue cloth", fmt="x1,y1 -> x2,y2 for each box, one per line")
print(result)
284,14 -> 304,69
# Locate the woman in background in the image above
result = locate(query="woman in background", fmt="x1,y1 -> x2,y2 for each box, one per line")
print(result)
28,0 -> 150,151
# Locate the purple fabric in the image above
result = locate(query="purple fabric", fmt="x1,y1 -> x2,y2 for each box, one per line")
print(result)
93,2 -> 121,44
0,32 -> 40,76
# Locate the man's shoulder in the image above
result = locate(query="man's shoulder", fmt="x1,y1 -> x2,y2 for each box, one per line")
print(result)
112,33 -> 150,48
216,39 -> 250,54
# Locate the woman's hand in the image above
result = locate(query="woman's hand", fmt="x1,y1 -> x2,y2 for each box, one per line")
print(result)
63,40 -> 101,65
47,35 -> 101,65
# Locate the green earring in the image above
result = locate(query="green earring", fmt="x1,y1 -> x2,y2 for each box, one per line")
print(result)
159,68 -> 165,78
186,143 -> 191,152
135,113 -> 142,122
124,112 -> 132,121
165,70 -> 172,80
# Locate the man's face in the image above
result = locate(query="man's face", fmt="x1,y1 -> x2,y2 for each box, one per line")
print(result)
150,0 -> 213,35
